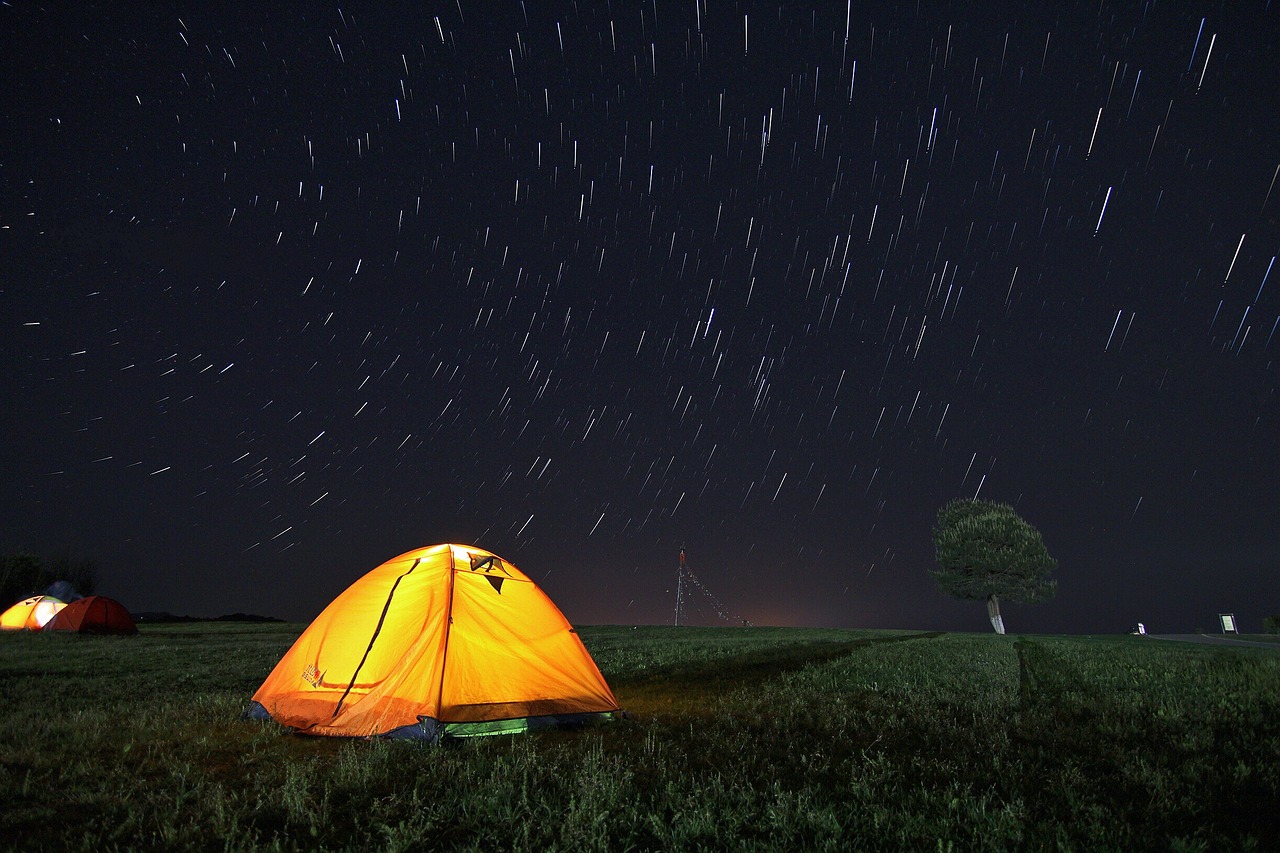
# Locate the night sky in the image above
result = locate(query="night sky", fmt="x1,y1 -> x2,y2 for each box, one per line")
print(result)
4,1 -> 1277,633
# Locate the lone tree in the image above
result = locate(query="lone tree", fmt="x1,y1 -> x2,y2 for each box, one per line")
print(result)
930,499 -> 1057,634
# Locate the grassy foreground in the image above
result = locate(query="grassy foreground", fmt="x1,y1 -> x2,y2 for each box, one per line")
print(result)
1,623 -> 1278,851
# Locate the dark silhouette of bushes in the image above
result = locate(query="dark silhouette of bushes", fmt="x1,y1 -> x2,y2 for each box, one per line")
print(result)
0,551 -> 99,604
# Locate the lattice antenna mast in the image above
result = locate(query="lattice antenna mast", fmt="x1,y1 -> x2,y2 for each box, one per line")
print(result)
674,548 -> 752,627
674,548 -> 687,626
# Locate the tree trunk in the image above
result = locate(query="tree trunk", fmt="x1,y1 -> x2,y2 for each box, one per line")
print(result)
987,594 -> 1006,634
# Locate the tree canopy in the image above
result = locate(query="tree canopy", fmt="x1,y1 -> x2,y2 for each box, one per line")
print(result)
0,551 -> 98,606
931,499 -> 1057,632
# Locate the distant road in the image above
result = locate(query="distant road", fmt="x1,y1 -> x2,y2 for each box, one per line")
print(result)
1150,634 -> 1280,649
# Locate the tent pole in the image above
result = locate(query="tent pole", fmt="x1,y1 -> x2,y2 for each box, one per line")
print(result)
435,548 -> 460,720
332,557 -> 423,718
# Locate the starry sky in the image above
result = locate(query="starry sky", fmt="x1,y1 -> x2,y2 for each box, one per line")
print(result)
3,1 -> 1277,633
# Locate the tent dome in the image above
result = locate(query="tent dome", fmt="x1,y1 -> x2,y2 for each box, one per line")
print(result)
45,596 -> 138,635
0,595 -> 66,631
245,544 -> 619,740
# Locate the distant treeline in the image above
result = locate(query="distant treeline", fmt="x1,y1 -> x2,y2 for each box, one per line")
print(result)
0,551 -> 98,606
135,612 -> 284,624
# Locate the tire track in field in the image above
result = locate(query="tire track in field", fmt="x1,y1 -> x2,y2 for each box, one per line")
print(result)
617,632 -> 944,710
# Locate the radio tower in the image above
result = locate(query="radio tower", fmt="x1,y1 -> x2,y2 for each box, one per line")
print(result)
670,546 -> 752,627
674,548 -> 687,626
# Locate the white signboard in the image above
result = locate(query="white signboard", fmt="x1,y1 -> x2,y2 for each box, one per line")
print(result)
1219,613 -> 1237,634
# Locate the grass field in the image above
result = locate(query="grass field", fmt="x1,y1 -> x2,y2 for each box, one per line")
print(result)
2,623 -> 1278,850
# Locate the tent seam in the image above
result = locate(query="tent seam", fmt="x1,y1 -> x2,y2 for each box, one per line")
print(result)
434,547 -> 460,725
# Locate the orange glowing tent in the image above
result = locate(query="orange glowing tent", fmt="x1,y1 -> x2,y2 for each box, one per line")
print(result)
45,596 -> 138,635
0,595 -> 66,631
245,544 -> 620,740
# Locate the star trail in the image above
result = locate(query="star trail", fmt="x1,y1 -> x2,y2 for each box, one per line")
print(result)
3,1 -> 1276,633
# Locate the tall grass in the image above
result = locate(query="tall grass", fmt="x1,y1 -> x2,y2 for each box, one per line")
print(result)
1,624 -> 1277,850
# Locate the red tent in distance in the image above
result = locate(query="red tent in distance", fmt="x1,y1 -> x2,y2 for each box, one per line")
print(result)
45,596 -> 138,635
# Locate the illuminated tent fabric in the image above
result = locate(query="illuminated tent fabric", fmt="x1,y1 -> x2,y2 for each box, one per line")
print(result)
45,596 -> 138,635
245,544 -> 620,740
0,595 -> 66,631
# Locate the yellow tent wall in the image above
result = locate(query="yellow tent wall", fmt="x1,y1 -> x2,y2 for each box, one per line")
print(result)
0,596 -> 65,631
247,544 -> 619,739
